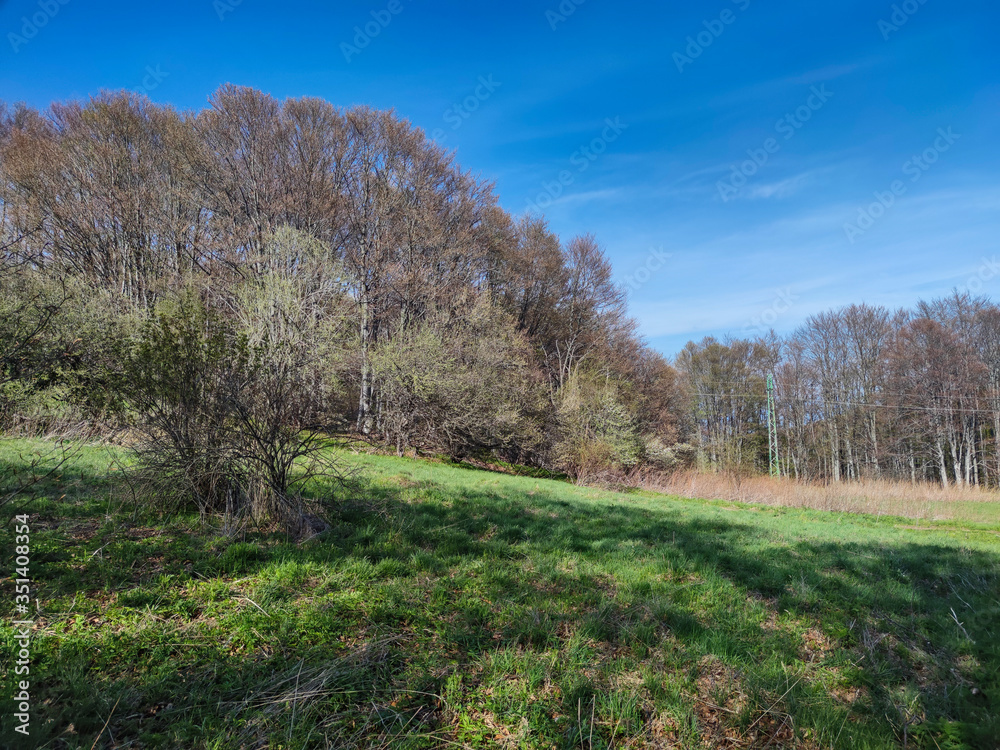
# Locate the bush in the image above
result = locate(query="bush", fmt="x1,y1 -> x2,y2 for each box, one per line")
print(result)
0,267 -> 139,435
117,279 -> 345,533
554,374 -> 645,482
643,438 -> 698,473
0,268 -> 70,432
0,381 -> 79,435
371,298 -> 544,461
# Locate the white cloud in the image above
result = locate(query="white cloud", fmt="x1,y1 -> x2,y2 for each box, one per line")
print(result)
746,172 -> 814,200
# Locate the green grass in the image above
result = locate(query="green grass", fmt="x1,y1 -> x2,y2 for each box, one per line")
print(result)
1,438 -> 999,749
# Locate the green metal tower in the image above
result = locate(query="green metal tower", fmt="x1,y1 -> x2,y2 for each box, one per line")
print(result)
766,374 -> 780,478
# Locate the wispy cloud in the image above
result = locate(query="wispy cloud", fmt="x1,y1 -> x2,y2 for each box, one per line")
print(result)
703,60 -> 873,110
628,182 -> 1000,350
553,187 -> 624,207
746,172 -> 815,200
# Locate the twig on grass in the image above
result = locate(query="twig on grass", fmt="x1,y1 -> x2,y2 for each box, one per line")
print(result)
949,607 -> 974,642
90,695 -> 122,750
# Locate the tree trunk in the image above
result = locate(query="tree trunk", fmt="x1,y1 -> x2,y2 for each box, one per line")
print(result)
357,296 -> 374,434
950,435 -> 964,487
936,437 -> 949,488
830,425 -> 841,482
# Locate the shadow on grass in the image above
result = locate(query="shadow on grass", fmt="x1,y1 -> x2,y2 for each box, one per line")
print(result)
2,459 -> 998,749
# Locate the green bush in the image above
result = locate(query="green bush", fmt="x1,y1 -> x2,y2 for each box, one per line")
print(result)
554,373 -> 645,481
371,298 -> 544,461
116,281 -> 345,532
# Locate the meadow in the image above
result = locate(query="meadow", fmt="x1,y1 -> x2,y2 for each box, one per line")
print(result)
1,439 -> 998,749
648,471 -> 1000,525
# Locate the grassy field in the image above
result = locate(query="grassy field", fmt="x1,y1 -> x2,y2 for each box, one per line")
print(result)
647,472 -> 1000,525
1,439 -> 999,749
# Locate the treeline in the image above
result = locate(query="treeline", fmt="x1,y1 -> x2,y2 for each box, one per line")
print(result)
0,86 -> 686,499
679,295 -> 1000,487
2,87 -> 995,503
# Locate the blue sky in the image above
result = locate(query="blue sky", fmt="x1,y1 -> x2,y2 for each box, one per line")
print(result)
2,0 -> 998,357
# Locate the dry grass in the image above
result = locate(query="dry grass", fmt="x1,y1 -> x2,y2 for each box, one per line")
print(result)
643,471 -> 1000,523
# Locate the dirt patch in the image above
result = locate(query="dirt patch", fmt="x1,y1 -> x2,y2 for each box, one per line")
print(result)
392,475 -> 422,490
695,655 -> 747,714
691,656 -> 826,749
801,627 -> 834,663
58,520 -> 103,543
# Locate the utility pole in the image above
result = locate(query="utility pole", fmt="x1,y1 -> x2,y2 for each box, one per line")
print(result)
766,374 -> 780,478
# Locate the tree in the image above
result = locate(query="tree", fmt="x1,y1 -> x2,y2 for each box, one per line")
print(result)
370,297 -> 543,461
676,337 -> 769,472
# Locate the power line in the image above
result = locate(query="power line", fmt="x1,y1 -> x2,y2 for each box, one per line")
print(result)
691,391 -> 1000,416
685,378 -> 999,402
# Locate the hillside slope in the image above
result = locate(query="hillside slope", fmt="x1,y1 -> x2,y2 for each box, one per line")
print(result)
1,441 -> 998,749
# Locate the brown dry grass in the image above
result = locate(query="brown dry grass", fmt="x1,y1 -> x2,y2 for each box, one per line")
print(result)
642,471 -> 1000,523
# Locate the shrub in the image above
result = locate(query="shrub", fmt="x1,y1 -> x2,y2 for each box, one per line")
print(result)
0,268 -> 71,432
643,437 -> 698,473
0,267 -> 140,435
117,277 -> 345,534
554,374 -> 645,482
371,298 -> 544,461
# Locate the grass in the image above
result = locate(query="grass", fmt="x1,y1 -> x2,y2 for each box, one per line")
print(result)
1,438 -> 999,749
648,471 -> 1000,525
